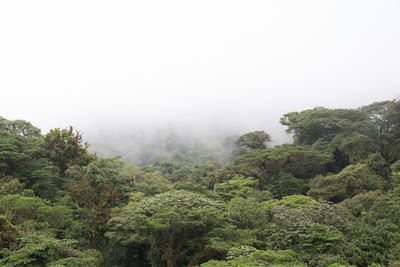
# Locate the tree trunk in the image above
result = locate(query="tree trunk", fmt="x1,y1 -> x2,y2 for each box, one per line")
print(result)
166,257 -> 174,267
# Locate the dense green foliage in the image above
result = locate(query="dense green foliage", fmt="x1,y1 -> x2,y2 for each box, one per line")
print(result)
1,98 -> 400,266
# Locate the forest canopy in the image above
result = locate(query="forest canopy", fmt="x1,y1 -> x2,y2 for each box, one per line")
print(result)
1,98 -> 400,266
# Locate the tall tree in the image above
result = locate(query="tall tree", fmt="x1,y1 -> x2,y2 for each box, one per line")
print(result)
0,117 -> 41,137
223,144 -> 331,189
66,158 -> 126,248
233,131 -> 271,156
44,126 -> 94,177
107,191 -> 248,267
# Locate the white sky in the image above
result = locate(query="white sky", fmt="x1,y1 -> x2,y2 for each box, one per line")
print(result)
1,0 -> 400,139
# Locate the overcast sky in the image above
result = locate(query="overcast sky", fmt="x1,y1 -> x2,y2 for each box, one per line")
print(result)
1,0 -> 399,140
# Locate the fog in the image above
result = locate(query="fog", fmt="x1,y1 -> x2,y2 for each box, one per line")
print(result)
1,1 -> 400,155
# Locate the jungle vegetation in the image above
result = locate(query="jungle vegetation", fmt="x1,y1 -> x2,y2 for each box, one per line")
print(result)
1,98 -> 400,267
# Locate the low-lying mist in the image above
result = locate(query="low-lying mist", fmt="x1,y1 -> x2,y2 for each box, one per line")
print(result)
82,111 -> 293,166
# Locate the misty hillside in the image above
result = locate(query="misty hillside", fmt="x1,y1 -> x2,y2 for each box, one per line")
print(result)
84,120 -> 293,166
1,98 -> 400,266
86,125 -> 237,166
